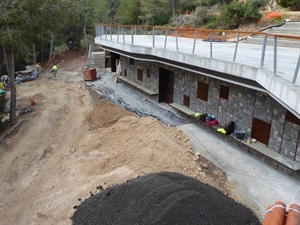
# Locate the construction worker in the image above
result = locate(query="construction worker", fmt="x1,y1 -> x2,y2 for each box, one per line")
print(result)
51,63 -> 57,79
0,75 -> 9,87
36,63 -> 42,75
0,81 -> 5,97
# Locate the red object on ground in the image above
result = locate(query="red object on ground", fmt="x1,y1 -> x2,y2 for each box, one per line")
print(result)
205,119 -> 218,125
265,12 -> 284,20
82,68 -> 97,81
286,204 -> 300,225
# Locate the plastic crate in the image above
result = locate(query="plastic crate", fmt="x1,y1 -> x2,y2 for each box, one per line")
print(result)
234,131 -> 245,140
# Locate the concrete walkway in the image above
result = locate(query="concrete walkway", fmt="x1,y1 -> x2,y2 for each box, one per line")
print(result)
179,123 -> 300,220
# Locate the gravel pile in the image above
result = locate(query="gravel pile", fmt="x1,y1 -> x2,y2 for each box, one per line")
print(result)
72,172 -> 260,225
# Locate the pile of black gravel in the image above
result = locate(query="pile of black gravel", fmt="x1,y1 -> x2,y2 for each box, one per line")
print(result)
72,172 -> 260,225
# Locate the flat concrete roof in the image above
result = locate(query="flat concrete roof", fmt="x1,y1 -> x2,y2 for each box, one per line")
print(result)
95,34 -> 300,118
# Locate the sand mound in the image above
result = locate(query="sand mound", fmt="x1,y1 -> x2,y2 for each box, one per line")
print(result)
85,101 -> 137,129
72,172 -> 260,225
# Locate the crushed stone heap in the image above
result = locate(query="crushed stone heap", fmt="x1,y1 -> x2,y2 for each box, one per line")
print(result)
72,172 -> 260,225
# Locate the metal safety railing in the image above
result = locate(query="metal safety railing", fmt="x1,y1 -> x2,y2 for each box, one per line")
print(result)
95,24 -> 300,86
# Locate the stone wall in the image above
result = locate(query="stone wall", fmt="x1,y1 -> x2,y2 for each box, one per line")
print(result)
120,56 -> 159,93
120,56 -> 300,162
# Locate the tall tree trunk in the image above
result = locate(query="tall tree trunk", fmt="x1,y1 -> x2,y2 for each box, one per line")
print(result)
83,12 -> 88,52
49,32 -> 54,61
172,0 -> 175,17
0,47 -> 3,76
2,44 -> 8,71
83,0 -> 89,53
41,38 -> 44,64
3,44 -> 17,125
32,43 -> 36,65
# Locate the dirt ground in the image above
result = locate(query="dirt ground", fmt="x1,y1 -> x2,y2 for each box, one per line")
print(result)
0,51 -> 250,225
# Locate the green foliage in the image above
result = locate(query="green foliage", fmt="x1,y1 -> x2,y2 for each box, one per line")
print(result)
220,0 -> 266,29
191,6 -> 211,27
179,0 -> 201,12
277,0 -> 300,10
190,6 -> 220,29
0,0 -> 72,59
203,16 -> 220,29
94,0 -> 110,23
116,0 -> 141,25
201,0 -> 233,6
107,0 -> 122,23
139,0 -> 172,26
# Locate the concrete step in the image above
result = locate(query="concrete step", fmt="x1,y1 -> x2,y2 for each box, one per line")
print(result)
89,52 -> 106,69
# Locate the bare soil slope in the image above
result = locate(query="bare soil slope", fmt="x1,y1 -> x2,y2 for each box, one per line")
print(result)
0,52 -> 247,225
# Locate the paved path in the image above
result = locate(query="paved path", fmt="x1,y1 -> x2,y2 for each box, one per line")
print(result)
179,123 -> 300,220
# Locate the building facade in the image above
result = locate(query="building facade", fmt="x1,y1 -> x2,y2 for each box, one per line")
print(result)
120,55 -> 300,164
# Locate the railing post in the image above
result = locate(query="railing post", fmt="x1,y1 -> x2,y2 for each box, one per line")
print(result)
176,30 -> 178,52
210,31 -> 213,58
273,36 -> 277,75
109,26 -> 112,41
105,26 -> 108,40
99,26 -> 102,37
152,28 -> 155,48
122,27 -> 125,43
292,53 -> 300,85
233,33 -> 240,63
131,27 -> 134,45
164,29 -> 168,50
98,26 -> 102,38
260,35 -> 267,68
117,26 -> 120,42
192,30 -> 197,55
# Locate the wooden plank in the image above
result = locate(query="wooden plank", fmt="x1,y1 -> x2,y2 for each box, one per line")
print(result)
0,116 -> 27,141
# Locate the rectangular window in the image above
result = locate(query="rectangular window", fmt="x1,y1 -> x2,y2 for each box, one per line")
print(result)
197,81 -> 209,102
183,95 -> 190,107
286,111 -> 300,126
137,69 -> 143,82
129,58 -> 134,65
219,84 -> 229,100
146,69 -> 151,78
123,69 -> 127,77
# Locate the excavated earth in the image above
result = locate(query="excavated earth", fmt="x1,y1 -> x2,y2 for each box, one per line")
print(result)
0,51 -> 260,225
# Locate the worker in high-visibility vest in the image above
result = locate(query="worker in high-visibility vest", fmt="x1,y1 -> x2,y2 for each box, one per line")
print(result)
51,63 -> 58,80
0,75 -> 9,87
0,81 -> 5,97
